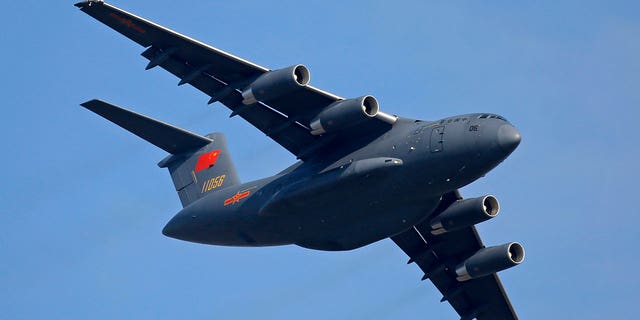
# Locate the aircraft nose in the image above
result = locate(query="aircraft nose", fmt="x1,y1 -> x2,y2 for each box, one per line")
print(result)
497,124 -> 521,153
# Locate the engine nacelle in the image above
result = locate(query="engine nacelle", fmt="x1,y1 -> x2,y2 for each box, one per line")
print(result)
455,242 -> 525,281
429,195 -> 499,235
241,64 -> 310,105
309,95 -> 379,135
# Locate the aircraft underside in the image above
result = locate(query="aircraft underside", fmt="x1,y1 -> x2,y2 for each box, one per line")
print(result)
76,1 -> 526,318
164,164 -> 444,251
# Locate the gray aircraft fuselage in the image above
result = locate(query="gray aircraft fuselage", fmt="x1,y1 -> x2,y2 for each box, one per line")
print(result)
162,113 -> 520,251
75,1 -> 525,316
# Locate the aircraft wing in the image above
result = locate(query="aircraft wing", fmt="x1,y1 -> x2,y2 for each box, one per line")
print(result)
391,191 -> 519,320
75,1 -> 391,159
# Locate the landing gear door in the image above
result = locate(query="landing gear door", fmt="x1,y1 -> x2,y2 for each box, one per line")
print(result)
430,126 -> 444,153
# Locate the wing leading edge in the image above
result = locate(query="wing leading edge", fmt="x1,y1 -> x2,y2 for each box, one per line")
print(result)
75,1 -> 393,160
391,191 -> 519,320
80,99 -> 212,154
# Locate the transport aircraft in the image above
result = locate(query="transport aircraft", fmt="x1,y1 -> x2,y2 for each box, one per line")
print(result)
76,2 -> 525,319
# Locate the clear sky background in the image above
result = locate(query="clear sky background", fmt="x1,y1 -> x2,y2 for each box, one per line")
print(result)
1,1 -> 639,319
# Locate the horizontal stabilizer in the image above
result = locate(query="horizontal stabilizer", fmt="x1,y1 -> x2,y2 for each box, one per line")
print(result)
80,99 -> 212,154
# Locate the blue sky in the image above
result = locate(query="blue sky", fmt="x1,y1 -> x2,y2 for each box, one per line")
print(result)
1,1 -> 639,319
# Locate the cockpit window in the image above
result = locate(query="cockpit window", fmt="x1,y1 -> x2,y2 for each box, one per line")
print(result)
493,115 -> 507,121
478,114 -> 508,122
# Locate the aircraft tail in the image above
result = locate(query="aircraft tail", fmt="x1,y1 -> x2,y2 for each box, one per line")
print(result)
81,99 -> 240,207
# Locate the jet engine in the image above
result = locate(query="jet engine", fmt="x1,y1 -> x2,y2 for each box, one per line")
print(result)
455,242 -> 525,281
309,95 -> 379,135
429,195 -> 499,235
241,64 -> 310,105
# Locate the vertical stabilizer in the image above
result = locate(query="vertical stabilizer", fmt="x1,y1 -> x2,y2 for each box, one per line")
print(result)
81,99 -> 240,207
158,133 -> 240,207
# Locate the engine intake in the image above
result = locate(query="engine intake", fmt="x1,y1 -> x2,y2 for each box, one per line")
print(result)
430,195 -> 500,235
309,95 -> 379,135
241,64 -> 310,105
430,195 -> 499,235
455,242 -> 525,281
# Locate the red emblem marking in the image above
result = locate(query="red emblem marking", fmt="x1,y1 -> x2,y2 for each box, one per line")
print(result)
194,150 -> 221,173
224,190 -> 251,206
109,12 -> 146,33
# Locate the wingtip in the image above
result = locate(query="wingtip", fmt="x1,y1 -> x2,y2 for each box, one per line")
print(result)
80,99 -> 101,108
80,99 -> 113,111
74,0 -> 104,8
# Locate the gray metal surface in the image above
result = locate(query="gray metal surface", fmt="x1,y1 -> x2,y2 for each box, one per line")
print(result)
75,1 -> 525,319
